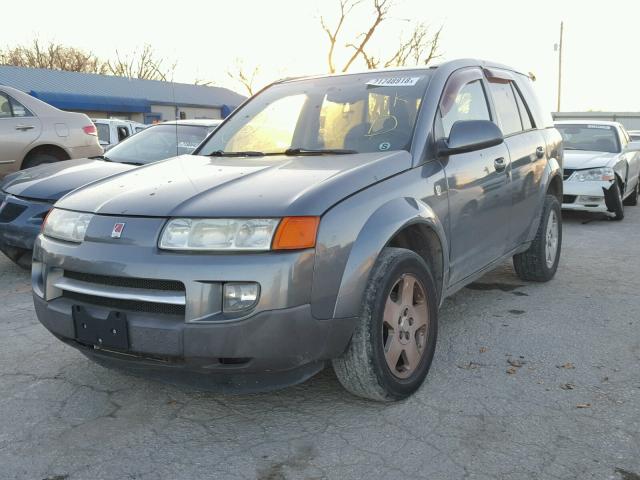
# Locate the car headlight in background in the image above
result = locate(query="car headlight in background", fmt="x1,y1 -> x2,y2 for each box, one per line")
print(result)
159,217 -> 320,251
42,208 -> 93,243
568,167 -> 615,182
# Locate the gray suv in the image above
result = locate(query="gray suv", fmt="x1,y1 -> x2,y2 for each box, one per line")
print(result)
32,59 -> 563,401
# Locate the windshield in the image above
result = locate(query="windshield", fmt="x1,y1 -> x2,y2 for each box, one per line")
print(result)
198,71 -> 431,156
556,124 -> 621,153
105,124 -> 211,164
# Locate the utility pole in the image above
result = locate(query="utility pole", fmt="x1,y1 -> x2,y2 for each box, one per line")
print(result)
556,21 -> 564,112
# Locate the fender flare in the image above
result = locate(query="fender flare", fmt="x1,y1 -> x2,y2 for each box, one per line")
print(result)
526,157 -> 562,241
332,197 -> 449,319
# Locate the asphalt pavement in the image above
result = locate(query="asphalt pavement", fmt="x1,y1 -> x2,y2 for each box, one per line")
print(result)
1,207 -> 639,480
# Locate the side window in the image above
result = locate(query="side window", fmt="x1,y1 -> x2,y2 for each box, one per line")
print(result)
0,94 -> 12,118
10,98 -> 33,117
488,81 -> 523,135
440,79 -> 491,137
513,85 -> 533,130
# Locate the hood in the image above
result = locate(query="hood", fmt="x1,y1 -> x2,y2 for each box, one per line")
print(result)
0,158 -> 136,202
563,150 -> 618,170
55,151 -> 412,217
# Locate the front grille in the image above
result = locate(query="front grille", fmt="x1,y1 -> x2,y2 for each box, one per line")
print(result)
64,271 -> 184,292
563,169 -> 575,181
0,202 -> 27,223
563,195 -> 577,204
62,291 -> 185,316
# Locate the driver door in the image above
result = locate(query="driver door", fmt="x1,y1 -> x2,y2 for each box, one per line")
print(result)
437,68 -> 512,285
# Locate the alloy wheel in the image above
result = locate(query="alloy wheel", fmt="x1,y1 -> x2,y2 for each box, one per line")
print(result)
545,210 -> 559,268
382,274 -> 429,379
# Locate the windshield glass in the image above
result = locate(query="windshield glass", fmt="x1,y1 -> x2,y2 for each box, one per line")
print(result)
105,124 -> 211,164
198,71 -> 431,156
556,124 -> 621,153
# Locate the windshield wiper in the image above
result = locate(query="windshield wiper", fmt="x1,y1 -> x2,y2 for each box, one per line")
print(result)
208,150 -> 265,157
283,148 -> 358,156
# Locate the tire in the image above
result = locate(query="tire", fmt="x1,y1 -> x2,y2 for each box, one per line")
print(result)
513,194 -> 562,282
332,247 -> 438,402
623,179 -> 639,206
22,153 -> 60,169
608,181 -> 625,220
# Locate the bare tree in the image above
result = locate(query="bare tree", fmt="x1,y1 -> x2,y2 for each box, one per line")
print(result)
227,60 -> 260,96
106,44 -> 176,81
0,39 -> 107,74
319,0 -> 442,73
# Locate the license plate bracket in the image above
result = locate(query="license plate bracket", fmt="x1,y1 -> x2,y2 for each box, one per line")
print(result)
73,305 -> 129,350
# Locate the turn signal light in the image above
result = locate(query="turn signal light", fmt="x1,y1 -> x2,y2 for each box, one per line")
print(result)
272,217 -> 320,250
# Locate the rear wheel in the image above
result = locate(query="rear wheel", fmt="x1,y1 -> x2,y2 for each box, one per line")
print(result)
513,194 -> 562,282
332,247 -> 438,401
22,153 -> 60,169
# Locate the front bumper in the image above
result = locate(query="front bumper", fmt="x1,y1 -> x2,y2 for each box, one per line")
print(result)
561,179 -> 613,214
32,220 -> 357,389
0,191 -> 51,250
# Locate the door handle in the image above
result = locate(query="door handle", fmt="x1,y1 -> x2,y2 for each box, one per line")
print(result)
494,157 -> 506,172
15,125 -> 35,131
536,146 -> 545,159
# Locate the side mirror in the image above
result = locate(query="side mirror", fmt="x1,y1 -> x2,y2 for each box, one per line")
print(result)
624,140 -> 640,152
438,120 -> 504,156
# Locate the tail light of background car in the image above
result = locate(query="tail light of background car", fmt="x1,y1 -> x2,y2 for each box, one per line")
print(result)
82,125 -> 97,136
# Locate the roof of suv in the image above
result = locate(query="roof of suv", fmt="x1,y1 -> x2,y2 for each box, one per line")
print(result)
275,59 -> 530,85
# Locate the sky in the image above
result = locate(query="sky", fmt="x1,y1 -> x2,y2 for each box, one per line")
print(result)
1,0 -> 638,113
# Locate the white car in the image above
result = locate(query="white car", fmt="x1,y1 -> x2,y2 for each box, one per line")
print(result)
92,118 -> 146,148
627,130 -> 640,142
555,121 -> 640,220
0,85 -> 102,177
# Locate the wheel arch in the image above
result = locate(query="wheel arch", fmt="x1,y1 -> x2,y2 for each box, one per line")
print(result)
330,197 -> 449,319
21,144 -> 70,169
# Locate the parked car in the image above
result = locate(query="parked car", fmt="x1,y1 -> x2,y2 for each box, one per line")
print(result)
0,119 -> 221,267
0,85 -> 102,177
555,121 -> 640,219
93,118 -> 146,148
32,60 -> 563,401
627,130 -> 640,142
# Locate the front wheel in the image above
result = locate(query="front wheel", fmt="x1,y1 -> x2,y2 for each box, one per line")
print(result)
607,182 -> 625,220
513,194 -> 562,282
332,247 -> 438,402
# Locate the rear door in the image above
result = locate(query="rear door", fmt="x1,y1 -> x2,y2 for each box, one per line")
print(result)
438,68 -> 512,285
0,91 -> 41,175
485,70 -> 547,250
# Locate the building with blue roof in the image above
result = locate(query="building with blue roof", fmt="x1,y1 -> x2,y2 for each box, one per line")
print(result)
0,65 -> 245,124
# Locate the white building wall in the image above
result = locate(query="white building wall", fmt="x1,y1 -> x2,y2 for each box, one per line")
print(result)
150,105 -> 222,122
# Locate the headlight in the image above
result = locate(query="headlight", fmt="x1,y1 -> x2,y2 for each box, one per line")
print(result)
568,167 -> 615,182
159,218 -> 280,251
42,208 -> 93,243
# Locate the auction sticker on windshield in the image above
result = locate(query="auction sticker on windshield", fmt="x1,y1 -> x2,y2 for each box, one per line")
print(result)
587,125 -> 612,129
367,77 -> 422,87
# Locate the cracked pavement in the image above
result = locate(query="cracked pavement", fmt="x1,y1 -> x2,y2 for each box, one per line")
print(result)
1,209 -> 639,480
